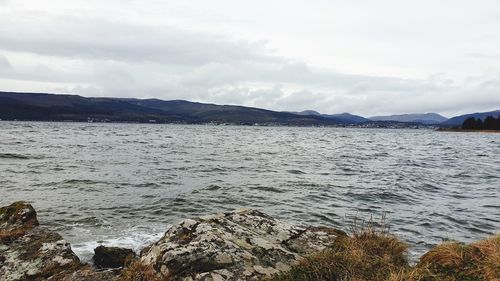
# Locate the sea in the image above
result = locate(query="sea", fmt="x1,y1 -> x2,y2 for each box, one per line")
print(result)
0,121 -> 499,262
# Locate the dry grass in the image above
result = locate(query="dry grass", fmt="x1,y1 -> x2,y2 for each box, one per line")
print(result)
120,260 -> 172,281
474,235 -> 500,280
0,227 -> 30,243
266,217 -> 409,281
264,215 -> 499,281
402,234 -> 500,281
357,235 -> 498,281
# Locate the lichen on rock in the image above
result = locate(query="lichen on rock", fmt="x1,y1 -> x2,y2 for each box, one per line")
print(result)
140,209 -> 342,280
0,201 -> 118,281
0,201 -> 39,244
1,202 -> 344,281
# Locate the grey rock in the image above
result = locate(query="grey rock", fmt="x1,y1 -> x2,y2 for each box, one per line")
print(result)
141,209 -> 343,280
1,202 -> 344,281
0,202 -> 118,281
93,245 -> 136,269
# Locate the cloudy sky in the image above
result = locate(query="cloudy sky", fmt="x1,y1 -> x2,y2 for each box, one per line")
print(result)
1,0 -> 499,116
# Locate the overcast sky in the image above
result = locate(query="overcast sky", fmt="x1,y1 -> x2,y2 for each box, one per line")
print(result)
1,0 -> 499,116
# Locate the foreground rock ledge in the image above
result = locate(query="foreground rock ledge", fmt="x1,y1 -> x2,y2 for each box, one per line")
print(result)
141,209 -> 344,280
0,202 -> 344,281
0,202 -> 119,281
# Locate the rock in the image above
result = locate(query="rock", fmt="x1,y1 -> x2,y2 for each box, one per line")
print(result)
55,266 -> 121,281
141,209 -> 343,280
0,201 -> 39,244
93,245 -> 136,269
1,202 -> 345,281
0,202 -> 118,281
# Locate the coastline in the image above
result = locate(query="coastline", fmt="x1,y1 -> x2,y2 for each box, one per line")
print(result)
1,201 -> 498,281
436,127 -> 500,133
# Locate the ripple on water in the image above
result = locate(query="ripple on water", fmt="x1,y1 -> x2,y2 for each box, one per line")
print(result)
286,169 -> 306,174
0,123 -> 498,262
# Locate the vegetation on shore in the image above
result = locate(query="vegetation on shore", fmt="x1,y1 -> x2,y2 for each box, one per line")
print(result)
120,261 -> 167,281
0,201 -> 39,243
119,222 -> 499,281
265,226 -> 500,281
461,115 -> 500,131
3,202 -> 498,280
264,224 -> 407,281
393,235 -> 500,281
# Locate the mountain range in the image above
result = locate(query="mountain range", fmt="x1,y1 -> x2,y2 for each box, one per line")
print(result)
440,110 -> 500,127
0,91 -> 498,127
292,110 -> 369,124
369,113 -> 448,124
0,92 -> 342,125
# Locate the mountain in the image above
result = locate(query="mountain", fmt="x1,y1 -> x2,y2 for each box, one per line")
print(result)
0,91 -> 346,125
369,113 -> 448,124
325,113 -> 369,124
293,110 -> 369,124
294,110 -> 321,116
440,110 -> 500,127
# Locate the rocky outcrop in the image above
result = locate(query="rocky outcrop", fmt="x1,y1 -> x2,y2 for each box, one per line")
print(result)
140,209 -> 344,280
1,202 -> 344,281
0,201 -> 119,281
93,246 -> 136,269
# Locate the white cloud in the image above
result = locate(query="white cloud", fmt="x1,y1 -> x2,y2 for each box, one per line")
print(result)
0,54 -> 11,69
0,0 -> 499,117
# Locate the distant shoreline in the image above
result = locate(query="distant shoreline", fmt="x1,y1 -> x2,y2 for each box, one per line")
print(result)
0,119 -> 438,129
437,128 -> 500,133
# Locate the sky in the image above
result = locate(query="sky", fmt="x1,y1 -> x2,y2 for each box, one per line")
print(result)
0,0 -> 500,117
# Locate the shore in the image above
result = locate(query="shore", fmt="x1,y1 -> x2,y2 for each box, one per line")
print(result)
1,201 -> 498,281
437,127 -> 500,133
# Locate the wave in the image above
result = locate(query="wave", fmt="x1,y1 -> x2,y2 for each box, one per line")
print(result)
287,169 -> 306,174
71,230 -> 165,263
0,153 -> 32,159
246,185 -> 285,193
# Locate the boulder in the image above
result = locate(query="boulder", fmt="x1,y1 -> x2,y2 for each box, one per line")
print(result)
1,202 -> 345,281
93,245 -> 136,269
0,201 -> 39,244
140,209 -> 345,280
0,201 -> 118,281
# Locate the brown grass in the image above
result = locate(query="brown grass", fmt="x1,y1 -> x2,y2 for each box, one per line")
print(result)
0,201 -> 40,244
264,216 -> 499,281
406,234 -> 500,281
120,260 -> 171,281
0,227 -> 29,243
265,219 -> 409,281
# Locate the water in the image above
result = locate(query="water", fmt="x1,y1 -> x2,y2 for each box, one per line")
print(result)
0,122 -> 499,262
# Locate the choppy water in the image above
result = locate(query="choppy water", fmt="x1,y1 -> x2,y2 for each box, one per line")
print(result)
0,122 -> 499,261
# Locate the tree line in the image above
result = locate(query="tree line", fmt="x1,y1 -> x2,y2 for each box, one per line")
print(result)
462,115 -> 500,130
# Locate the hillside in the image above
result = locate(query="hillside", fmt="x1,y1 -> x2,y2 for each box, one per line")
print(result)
293,110 -> 369,124
440,110 -> 500,127
369,113 -> 448,124
0,91 -> 344,125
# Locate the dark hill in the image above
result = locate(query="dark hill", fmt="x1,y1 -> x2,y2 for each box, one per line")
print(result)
369,113 -> 448,124
440,110 -> 500,127
292,110 -> 369,124
0,91 -> 344,125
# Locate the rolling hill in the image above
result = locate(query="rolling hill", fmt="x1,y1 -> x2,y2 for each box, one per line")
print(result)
0,91 -> 345,125
292,110 -> 369,124
369,113 -> 448,124
440,110 -> 500,127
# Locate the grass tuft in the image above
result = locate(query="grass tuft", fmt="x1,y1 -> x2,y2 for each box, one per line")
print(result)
120,260 -> 171,281
266,217 -> 409,281
264,215 -> 499,281
409,234 -> 500,281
